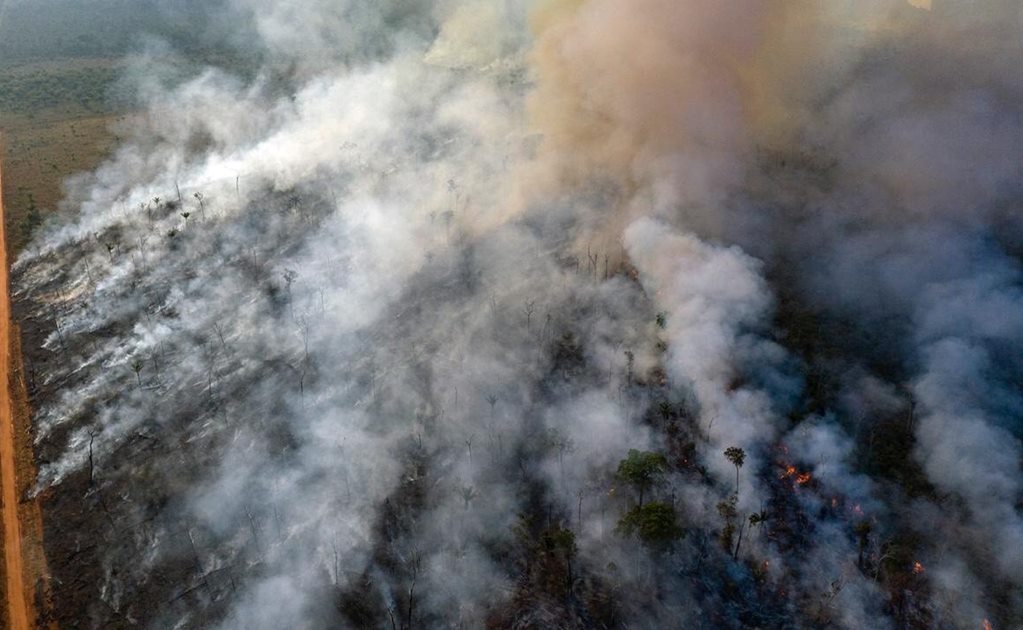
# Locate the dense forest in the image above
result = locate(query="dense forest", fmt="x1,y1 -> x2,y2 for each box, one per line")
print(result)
0,0 -> 254,114
0,0 -> 230,63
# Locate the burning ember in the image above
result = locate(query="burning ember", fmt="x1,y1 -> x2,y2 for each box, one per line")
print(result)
912,561 -> 925,575
780,464 -> 813,485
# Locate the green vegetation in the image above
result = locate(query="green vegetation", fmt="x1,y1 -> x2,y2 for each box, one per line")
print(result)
614,450 -> 683,549
615,449 -> 667,507
615,502 -> 683,549
539,525 -> 577,595
724,446 -> 746,496
0,0 -> 260,117
0,65 -> 127,114
0,0 -> 224,65
16,194 -> 42,244
0,0 -> 257,255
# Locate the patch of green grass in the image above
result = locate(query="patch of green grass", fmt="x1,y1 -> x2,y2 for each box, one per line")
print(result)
0,65 -> 129,114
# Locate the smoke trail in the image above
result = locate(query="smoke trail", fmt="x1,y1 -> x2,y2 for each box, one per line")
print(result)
11,0 -> 1023,627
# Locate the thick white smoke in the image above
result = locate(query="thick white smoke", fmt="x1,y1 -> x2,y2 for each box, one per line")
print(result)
11,0 -> 1023,628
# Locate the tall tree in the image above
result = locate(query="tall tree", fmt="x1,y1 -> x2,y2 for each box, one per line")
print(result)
616,502 -> 683,550
724,446 -> 746,496
616,449 -> 668,507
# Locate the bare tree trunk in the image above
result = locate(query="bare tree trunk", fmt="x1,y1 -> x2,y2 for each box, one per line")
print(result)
187,528 -> 211,594
88,432 -> 96,486
733,516 -> 746,560
246,506 -> 261,554
406,551 -> 421,630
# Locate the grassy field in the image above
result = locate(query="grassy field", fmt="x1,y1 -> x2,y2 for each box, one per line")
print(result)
0,1 -> 143,256
1,108 -> 128,256
0,0 -> 266,257
0,59 -> 129,114
0,51 -> 130,630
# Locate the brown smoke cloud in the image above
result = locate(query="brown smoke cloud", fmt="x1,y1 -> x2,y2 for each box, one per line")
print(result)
519,0 -> 1019,227
525,0 -> 761,203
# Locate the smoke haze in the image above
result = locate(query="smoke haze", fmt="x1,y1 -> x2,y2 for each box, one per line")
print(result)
12,0 -> 1023,627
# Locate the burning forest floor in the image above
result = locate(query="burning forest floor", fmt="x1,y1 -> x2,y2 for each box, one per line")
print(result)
10,174 -> 1011,628
6,2 -> 1023,629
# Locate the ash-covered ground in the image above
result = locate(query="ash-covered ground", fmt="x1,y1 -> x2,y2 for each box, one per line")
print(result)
11,1 -> 1023,628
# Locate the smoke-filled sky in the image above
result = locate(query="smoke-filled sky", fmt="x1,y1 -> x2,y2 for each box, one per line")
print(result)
12,1 -> 1023,628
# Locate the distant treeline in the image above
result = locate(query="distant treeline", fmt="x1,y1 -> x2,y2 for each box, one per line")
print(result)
0,0 -> 232,64
0,65 -> 130,113
0,0 -> 267,115
0,51 -> 261,115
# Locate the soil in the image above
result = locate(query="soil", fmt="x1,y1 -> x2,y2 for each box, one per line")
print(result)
0,133 -> 49,630
0,131 -> 30,629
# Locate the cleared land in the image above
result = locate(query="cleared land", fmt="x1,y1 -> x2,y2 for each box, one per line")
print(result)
0,134 -> 30,629
0,4 -> 232,624
0,92 -> 125,630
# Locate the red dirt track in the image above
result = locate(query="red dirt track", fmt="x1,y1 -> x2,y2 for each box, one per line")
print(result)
0,133 -> 31,629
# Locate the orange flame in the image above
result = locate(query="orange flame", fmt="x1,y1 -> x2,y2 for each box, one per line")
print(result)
982,619 -> 993,630
780,464 -> 812,485
912,561 -> 924,574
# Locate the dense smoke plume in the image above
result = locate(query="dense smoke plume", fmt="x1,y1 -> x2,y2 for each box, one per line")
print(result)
13,0 -> 1023,627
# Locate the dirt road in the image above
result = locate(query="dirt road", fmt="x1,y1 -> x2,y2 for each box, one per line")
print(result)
0,134 -> 30,629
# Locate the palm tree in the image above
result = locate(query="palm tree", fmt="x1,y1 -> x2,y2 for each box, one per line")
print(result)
194,192 -> 206,220
459,485 -> 476,510
130,358 -> 144,387
724,446 -> 745,496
